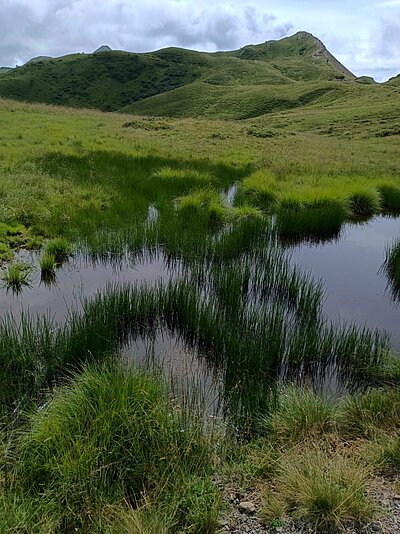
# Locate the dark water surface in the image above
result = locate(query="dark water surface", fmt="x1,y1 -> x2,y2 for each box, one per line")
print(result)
290,216 -> 400,350
1,216 -> 399,380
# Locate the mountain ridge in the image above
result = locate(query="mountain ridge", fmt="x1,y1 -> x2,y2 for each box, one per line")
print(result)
0,31 -> 394,119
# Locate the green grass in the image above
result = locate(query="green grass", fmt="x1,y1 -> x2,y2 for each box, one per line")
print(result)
44,237 -> 72,263
1,262 -> 31,291
338,388 -> 400,438
0,53 -> 398,533
264,448 -> 374,531
0,32 -> 360,118
6,361 -> 217,532
269,387 -> 335,443
39,253 -> 56,272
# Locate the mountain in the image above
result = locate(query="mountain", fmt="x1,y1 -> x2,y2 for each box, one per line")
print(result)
387,74 -> 400,86
25,55 -> 53,65
0,31 -> 380,119
94,45 -> 112,54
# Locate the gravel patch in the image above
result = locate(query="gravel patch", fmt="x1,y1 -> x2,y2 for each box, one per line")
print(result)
218,477 -> 400,534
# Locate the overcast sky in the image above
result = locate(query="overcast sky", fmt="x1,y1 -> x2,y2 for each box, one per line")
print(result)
1,0 -> 399,81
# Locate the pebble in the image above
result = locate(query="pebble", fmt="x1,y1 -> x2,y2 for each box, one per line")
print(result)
238,501 -> 256,515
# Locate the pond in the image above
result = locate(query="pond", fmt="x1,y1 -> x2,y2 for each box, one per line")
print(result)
0,215 -> 398,414
290,216 -> 400,350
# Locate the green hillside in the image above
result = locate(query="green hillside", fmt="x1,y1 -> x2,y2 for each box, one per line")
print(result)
0,31 -> 367,118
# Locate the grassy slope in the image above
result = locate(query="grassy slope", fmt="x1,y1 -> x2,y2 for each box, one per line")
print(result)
0,83 -> 399,258
0,32 -> 366,119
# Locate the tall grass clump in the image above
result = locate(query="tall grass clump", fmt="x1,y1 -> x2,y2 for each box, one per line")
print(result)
1,262 -> 31,291
12,361 -> 217,532
276,197 -> 349,242
39,253 -> 56,276
338,388 -> 400,438
262,448 -> 374,531
269,387 -> 335,443
240,171 -> 278,211
152,166 -> 213,193
44,237 -> 72,264
176,189 -> 229,228
378,184 -> 400,214
347,189 -> 381,219
376,436 -> 400,474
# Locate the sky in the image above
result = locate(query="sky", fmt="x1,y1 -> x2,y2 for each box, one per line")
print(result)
0,0 -> 399,81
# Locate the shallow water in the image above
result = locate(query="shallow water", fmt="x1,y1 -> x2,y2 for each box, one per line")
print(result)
291,216 -> 400,349
1,215 -> 399,403
0,250 -> 183,323
123,330 -> 222,418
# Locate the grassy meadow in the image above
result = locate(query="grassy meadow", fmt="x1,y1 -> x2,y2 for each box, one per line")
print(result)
0,89 -> 399,532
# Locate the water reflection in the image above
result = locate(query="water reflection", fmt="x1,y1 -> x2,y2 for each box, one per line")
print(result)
290,216 -> 400,349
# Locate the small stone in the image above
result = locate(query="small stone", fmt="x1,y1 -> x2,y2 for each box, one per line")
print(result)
238,501 -> 256,515
393,495 -> 400,500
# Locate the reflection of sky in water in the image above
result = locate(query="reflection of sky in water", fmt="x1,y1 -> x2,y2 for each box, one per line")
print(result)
0,250 -> 182,323
1,215 -> 399,351
291,216 -> 400,350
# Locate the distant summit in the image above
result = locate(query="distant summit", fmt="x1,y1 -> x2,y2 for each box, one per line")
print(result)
25,56 -> 52,65
94,45 -> 112,54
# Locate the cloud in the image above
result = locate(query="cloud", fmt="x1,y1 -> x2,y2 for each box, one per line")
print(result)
375,0 -> 400,7
0,1 -> 294,66
376,17 -> 400,59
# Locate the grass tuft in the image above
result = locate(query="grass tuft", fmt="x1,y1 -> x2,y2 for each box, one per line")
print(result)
268,448 -> 374,530
269,387 -> 335,444
12,361 -> 216,531
378,184 -> 400,215
276,197 -> 348,242
338,388 -> 400,438
347,189 -> 381,219
44,238 -> 72,264
1,262 -> 31,291
177,189 -> 229,228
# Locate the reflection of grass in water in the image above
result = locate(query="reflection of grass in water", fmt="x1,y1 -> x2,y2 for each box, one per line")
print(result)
382,239 -> 400,301
0,233 -> 391,428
